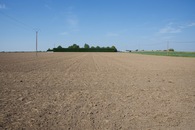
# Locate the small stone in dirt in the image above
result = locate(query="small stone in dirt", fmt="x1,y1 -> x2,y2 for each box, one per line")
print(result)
168,81 -> 173,83
18,97 -> 24,101
162,79 -> 165,82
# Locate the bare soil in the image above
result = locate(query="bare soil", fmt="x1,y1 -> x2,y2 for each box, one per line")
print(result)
0,52 -> 195,130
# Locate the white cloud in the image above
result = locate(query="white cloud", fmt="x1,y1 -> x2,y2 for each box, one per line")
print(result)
187,22 -> 195,27
167,22 -> 174,26
159,21 -> 195,34
44,4 -> 52,10
66,16 -> 79,32
66,17 -> 78,27
64,6 -> 79,32
0,4 -> 6,9
159,26 -> 181,33
106,32 -> 119,37
66,6 -> 74,13
59,32 -> 69,35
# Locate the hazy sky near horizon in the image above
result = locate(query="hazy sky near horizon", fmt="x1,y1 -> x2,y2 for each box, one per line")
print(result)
0,0 -> 195,51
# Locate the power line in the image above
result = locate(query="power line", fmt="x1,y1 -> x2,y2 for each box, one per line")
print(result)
141,42 -> 165,46
167,41 -> 169,55
170,41 -> 195,43
0,11 -> 40,54
0,10 -> 35,31
36,31 -> 38,56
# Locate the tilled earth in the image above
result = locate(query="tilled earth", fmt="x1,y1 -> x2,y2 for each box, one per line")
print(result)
0,52 -> 195,130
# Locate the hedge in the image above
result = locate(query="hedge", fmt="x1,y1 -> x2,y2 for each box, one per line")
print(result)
52,48 -> 117,52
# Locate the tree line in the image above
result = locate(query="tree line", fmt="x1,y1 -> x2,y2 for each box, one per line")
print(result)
47,44 -> 117,52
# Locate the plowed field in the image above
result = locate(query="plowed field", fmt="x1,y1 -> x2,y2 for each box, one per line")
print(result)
0,52 -> 195,129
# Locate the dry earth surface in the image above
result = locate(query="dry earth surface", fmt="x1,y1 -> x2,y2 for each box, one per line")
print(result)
0,52 -> 195,130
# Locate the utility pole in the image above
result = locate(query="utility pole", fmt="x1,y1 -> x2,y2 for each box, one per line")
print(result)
167,41 -> 169,56
36,31 -> 38,56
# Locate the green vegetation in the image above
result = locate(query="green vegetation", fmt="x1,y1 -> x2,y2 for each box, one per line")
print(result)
84,43 -> 90,49
47,44 -> 117,52
132,51 -> 195,57
68,44 -> 80,49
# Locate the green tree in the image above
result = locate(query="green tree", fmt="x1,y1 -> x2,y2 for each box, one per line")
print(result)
68,45 -> 73,49
73,44 -> 80,49
96,46 -> 100,49
168,48 -> 174,52
68,44 -> 80,49
111,46 -> 116,49
47,48 -> 52,51
57,45 -> 63,49
84,43 -> 90,48
111,46 -> 117,52
91,46 -> 95,49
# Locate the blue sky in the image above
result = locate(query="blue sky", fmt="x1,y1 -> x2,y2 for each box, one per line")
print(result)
0,0 -> 195,51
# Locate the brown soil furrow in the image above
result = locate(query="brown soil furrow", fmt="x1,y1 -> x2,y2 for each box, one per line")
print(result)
0,52 -> 195,130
